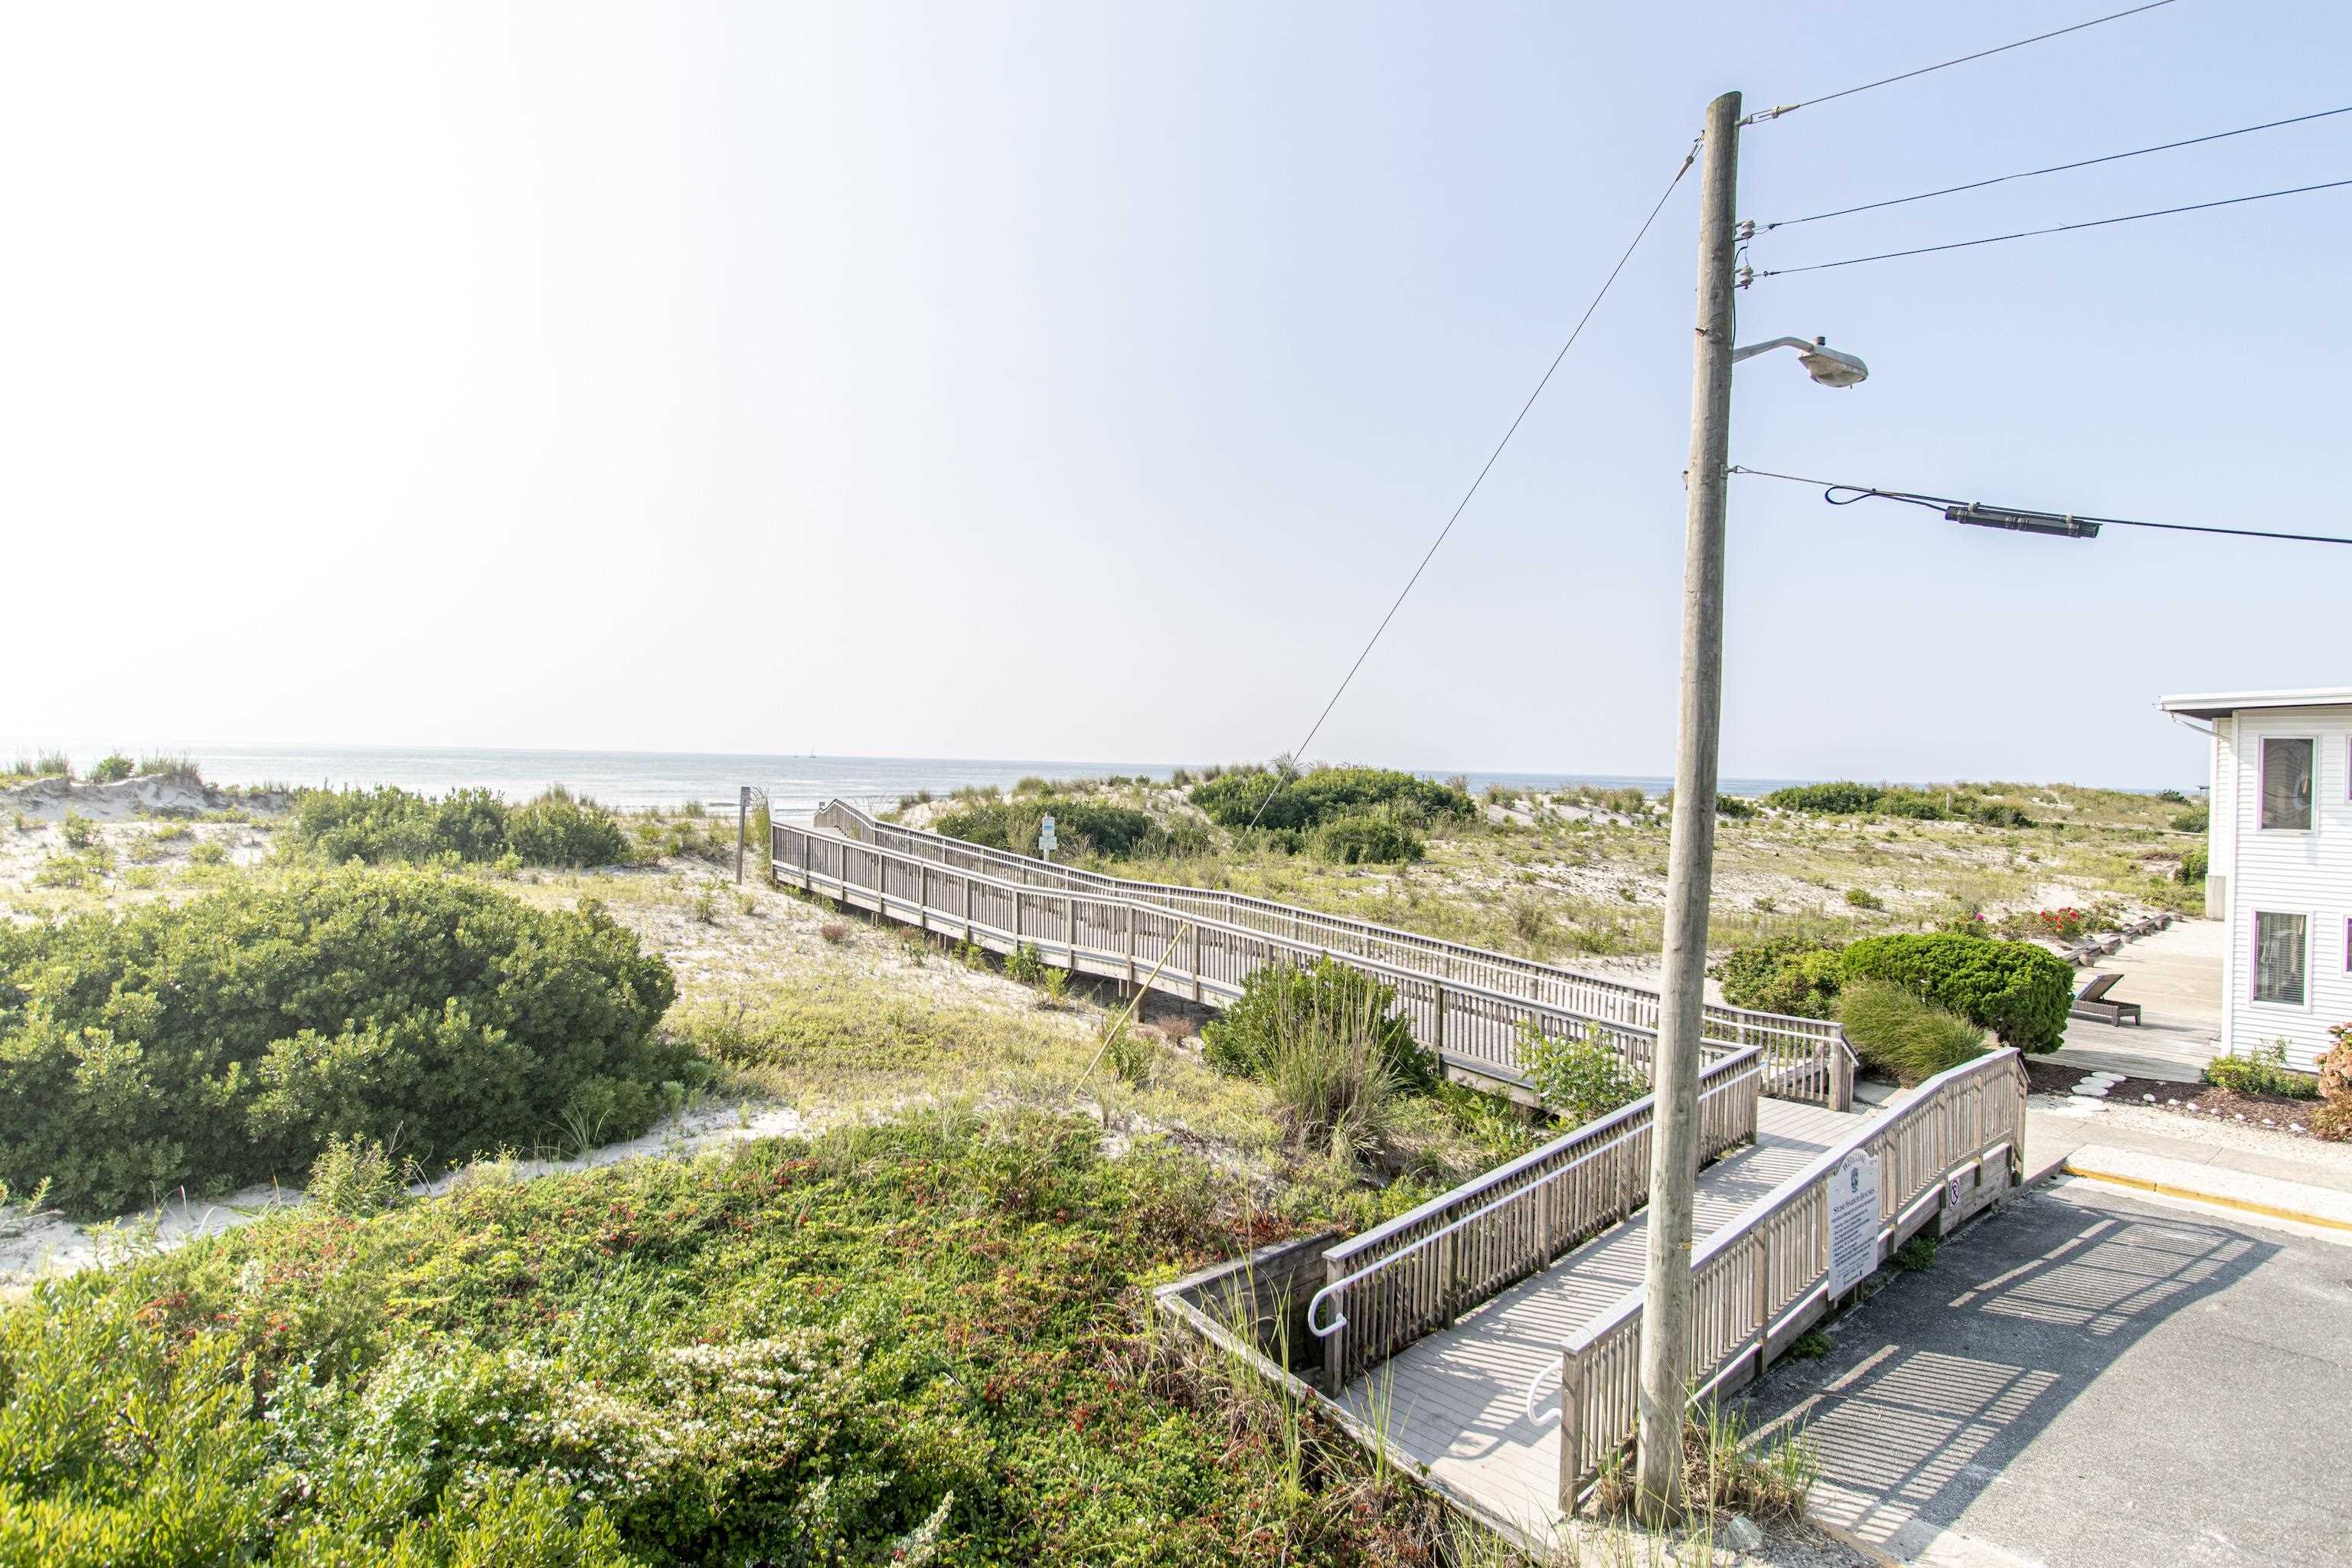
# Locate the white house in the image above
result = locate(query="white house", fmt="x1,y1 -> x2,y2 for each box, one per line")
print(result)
2159,687 -> 2352,1071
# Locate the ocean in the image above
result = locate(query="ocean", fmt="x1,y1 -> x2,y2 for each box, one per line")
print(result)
7,741 -> 1816,815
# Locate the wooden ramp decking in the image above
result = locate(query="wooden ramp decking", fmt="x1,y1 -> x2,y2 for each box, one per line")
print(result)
1336,1097 -> 1869,1538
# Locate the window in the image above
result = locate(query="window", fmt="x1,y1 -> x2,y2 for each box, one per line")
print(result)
2252,911 -> 2307,1005
2259,737 -> 2313,830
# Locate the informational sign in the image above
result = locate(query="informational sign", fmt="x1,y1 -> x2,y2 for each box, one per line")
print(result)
1826,1148 -> 1882,1298
1037,814 -> 1057,858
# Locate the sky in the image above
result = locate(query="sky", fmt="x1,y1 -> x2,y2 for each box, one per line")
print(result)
4,2 -> 2345,789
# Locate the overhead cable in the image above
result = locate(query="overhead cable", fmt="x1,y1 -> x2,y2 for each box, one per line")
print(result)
1743,176 -> 2352,281
1753,103 -> 2352,230
1242,139 -> 1702,831
1743,1 -> 2182,126
1730,466 -> 2352,547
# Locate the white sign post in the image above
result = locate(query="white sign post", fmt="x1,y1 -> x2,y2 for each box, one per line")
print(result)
1038,813 -> 1057,862
1826,1148 -> 1882,1299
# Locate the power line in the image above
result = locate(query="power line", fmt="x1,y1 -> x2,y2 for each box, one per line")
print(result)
1744,1 -> 2183,125
1755,104 -> 2352,230
1730,466 -> 2352,547
1745,176 -> 2352,281
1242,139 -> 1702,831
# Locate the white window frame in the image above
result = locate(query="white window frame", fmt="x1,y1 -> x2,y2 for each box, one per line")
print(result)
2256,734 -> 2316,833
2249,907 -> 2311,1011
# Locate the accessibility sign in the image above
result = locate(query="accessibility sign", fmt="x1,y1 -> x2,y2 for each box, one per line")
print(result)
1826,1148 -> 1881,1298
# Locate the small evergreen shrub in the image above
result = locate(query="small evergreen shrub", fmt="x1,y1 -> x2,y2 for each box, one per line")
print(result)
2177,846 -> 2209,884
505,786 -> 632,867
1764,781 -> 2033,827
1840,933 -> 2073,1052
0,867 -> 684,1216
1715,938 -> 1844,1020
2203,1043 -> 2318,1099
2171,806 -> 2210,834
90,753 -> 135,783
288,784 -> 626,868
933,796 -> 1158,859
1844,887 -> 1885,911
1836,980 -> 1988,1085
60,812 -> 99,850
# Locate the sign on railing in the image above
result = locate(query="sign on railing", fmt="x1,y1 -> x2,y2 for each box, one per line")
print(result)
1547,1048 -> 2028,1499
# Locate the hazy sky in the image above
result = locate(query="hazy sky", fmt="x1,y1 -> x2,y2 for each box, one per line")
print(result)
5,2 -> 2345,787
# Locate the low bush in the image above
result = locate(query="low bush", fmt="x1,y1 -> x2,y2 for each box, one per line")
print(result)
1836,980 -> 1988,1085
1840,933 -> 2073,1053
89,753 -> 135,782
1517,1018 -> 1643,1125
2177,846 -> 2209,884
1190,765 -> 1475,834
289,783 -> 629,868
59,811 -> 98,850
1844,887 -> 1884,911
0,867 -> 684,1216
1764,780 -> 2033,828
1203,957 -> 1436,1096
2171,806 -> 2210,834
1715,937 -> 1844,1020
1313,814 -> 1424,864
933,795 -> 1164,860
2203,1042 -> 2318,1099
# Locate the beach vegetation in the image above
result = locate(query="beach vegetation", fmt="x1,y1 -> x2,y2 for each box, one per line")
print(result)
1203,958 -> 1436,1099
1715,938 -> 1844,1020
1835,980 -> 1988,1084
932,795 -> 1184,860
0,866 -> 685,1217
1312,814 -> 1424,864
0,1107 -> 1442,1567
60,811 -> 99,850
288,783 -> 629,869
1517,1018 -> 1643,1124
1189,764 -> 1474,834
1839,932 -> 2073,1053
89,753 -> 135,782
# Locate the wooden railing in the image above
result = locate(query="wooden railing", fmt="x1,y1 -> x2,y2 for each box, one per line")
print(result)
773,817 -> 1675,1088
809,799 -> 1855,1108
1548,1048 -> 2030,1499
1307,1048 -> 1765,1390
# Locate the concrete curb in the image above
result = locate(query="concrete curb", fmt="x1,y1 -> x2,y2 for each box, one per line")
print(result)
2058,1143 -> 2352,1234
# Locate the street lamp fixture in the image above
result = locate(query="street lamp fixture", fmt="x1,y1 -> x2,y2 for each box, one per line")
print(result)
1730,335 -> 1869,387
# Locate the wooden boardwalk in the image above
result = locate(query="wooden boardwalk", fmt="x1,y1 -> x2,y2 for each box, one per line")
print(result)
1336,1098 -> 1869,1538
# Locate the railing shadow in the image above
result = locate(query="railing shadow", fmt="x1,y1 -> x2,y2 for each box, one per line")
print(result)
1734,1192 -> 2275,1553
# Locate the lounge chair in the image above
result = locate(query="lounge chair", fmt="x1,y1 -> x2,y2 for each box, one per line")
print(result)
2070,971 -> 2142,1027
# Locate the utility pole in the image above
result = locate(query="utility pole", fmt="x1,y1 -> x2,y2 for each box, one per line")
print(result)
1635,87 -> 1740,1517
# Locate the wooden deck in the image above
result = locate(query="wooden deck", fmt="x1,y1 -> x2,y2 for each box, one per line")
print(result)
1335,1097 -> 1870,1538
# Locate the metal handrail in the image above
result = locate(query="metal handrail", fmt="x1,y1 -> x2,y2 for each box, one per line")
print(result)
1303,1052 -> 1763,1340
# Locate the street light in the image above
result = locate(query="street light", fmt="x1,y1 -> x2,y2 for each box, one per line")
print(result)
1730,335 -> 1869,387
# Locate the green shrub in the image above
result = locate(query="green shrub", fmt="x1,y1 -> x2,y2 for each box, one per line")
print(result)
1517,1018 -> 1643,1124
1840,933 -> 2073,1053
1715,938 -> 1844,1020
1844,887 -> 1884,911
0,867 -> 684,1216
90,753 -> 135,783
933,796 -> 1160,859
1763,781 -> 1884,815
2203,1043 -> 2318,1099
1004,942 -> 1047,986
2177,846 -> 2209,884
289,784 -> 626,869
1764,781 -> 2032,827
505,786 -> 631,867
1190,765 -> 1475,833
59,811 -> 98,850
2171,806 -> 2210,834
1202,957 -> 1435,1095
1313,815 -> 1425,864
1836,980 -> 1988,1085
1713,793 -> 1756,820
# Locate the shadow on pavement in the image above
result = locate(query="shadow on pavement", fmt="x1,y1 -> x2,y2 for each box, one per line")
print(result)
1734,1191 -> 2275,1559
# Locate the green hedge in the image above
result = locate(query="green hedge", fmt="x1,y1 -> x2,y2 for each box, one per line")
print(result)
1763,781 -> 2033,828
1189,766 -> 1475,833
0,868 -> 684,1216
289,783 -> 629,867
1313,815 -> 1425,864
1839,933 -> 2072,1053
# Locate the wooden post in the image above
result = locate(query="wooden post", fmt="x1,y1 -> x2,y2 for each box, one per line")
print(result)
1321,1255 -> 1349,1395
1829,1028 -> 1854,1112
1557,1351 -> 1584,1511
1753,1230 -> 1773,1380
963,874 -> 974,939
1432,983 -> 1446,1060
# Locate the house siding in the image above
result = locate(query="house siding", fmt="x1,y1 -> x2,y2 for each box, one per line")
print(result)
2220,703 -> 2352,1071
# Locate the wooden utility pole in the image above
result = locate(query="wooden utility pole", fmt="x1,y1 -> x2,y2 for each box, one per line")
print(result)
1635,87 -> 1740,1517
